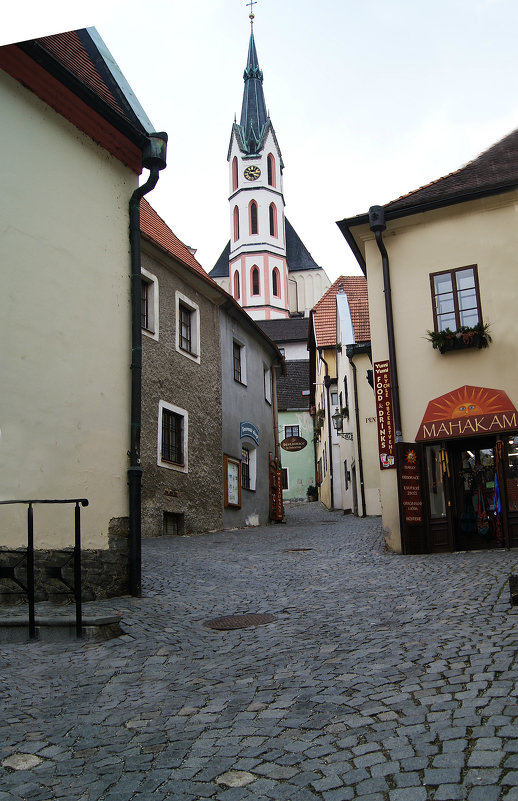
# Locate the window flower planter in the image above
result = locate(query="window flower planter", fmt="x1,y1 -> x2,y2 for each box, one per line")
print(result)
426,323 -> 491,354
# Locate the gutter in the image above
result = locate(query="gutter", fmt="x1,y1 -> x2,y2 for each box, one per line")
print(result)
128,132 -> 168,597
369,206 -> 402,443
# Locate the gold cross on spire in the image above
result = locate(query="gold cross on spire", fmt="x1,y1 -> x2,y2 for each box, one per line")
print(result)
246,0 -> 257,23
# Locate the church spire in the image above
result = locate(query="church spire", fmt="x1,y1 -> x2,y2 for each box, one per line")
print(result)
239,27 -> 268,154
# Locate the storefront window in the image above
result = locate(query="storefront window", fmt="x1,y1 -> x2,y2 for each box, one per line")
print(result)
426,444 -> 446,518
507,437 -> 518,511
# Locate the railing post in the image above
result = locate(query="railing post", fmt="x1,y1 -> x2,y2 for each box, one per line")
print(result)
27,503 -> 36,640
74,502 -> 83,638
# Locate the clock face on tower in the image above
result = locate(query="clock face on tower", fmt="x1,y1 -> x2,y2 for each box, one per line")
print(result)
244,165 -> 261,181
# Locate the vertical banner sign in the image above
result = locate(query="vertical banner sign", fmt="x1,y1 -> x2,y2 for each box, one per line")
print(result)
374,360 -> 396,469
401,447 -> 423,524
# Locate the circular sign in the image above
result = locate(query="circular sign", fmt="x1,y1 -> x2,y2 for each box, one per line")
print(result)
281,436 -> 307,452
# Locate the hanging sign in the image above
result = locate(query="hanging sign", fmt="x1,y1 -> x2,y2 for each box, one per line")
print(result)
400,447 -> 423,525
240,421 -> 259,445
416,385 -> 518,441
374,360 -> 396,469
281,436 -> 307,452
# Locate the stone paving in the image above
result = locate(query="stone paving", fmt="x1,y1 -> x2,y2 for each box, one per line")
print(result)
1,502 -> 518,800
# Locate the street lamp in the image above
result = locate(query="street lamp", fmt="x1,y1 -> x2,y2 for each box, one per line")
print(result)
331,408 -> 353,440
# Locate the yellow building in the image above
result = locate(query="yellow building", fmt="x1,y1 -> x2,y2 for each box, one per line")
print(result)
308,277 -> 380,516
338,129 -> 518,553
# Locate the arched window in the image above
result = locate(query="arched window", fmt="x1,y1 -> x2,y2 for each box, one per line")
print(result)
272,267 -> 280,297
233,205 -> 239,241
249,201 -> 258,235
269,203 -> 278,237
234,270 -> 240,299
232,156 -> 238,191
251,266 -> 260,295
267,153 -> 276,187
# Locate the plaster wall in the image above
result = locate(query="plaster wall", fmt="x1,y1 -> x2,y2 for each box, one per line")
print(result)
279,410 -> 315,501
220,312 -> 277,528
0,71 -> 135,551
140,246 -> 223,537
362,190 -> 518,549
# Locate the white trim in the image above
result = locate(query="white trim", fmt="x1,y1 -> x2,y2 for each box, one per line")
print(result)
157,400 -> 188,473
175,291 -> 200,364
142,267 -> 159,340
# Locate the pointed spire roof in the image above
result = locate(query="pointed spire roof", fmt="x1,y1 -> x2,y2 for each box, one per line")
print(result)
238,27 -> 268,154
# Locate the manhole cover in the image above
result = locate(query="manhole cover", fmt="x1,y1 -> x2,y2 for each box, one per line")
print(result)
204,613 -> 276,630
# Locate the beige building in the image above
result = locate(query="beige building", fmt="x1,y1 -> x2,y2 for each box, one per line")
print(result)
0,29 -> 166,597
308,277 -> 380,516
338,129 -> 518,553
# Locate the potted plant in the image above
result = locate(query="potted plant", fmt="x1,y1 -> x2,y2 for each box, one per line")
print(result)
426,322 -> 492,354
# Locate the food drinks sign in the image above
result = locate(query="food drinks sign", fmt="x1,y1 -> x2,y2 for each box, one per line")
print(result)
374,360 -> 395,469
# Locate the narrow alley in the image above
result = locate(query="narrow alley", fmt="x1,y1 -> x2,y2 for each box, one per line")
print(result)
2,503 -> 518,801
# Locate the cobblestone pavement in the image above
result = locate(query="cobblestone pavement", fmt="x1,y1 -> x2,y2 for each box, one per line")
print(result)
2,502 -> 518,801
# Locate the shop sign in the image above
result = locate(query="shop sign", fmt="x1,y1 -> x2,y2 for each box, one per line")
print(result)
400,447 -> 423,525
374,360 -> 396,469
416,385 -> 518,441
281,436 -> 307,452
240,421 -> 259,445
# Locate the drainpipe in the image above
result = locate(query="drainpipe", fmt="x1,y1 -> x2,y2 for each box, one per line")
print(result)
346,346 -> 367,517
128,132 -> 168,597
369,206 -> 403,442
318,348 -> 335,510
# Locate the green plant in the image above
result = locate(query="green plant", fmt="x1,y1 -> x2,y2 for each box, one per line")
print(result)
425,322 -> 492,352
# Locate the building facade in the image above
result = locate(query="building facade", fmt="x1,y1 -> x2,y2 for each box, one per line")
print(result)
339,129 -> 518,553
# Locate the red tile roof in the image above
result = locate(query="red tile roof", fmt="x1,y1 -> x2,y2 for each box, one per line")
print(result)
140,199 -> 211,278
313,276 -> 370,347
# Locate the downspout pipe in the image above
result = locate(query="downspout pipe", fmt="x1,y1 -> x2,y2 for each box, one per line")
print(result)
128,132 -> 168,597
369,206 -> 403,443
318,348 -> 335,510
346,346 -> 367,517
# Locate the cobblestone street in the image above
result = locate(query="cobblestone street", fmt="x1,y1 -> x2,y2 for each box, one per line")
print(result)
2,502 -> 518,800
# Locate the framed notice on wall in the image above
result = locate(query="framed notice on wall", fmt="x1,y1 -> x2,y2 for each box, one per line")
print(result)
224,455 -> 241,508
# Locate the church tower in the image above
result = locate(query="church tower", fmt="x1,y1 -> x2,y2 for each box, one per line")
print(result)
227,20 -> 289,320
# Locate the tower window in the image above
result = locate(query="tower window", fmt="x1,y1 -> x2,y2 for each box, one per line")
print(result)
233,205 -> 240,241
232,156 -> 238,191
250,201 -> 258,235
269,203 -> 278,237
272,267 -> 280,297
267,153 -> 276,187
251,266 -> 260,295
234,270 -> 240,299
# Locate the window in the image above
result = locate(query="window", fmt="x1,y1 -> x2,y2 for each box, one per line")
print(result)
242,447 -> 250,489
234,270 -> 240,299
233,339 -> 247,384
232,156 -> 238,191
269,203 -> 278,237
264,366 -> 272,403
164,512 -> 184,536
233,205 -> 240,241
431,265 -> 481,332
158,401 -> 188,472
175,292 -> 200,363
285,425 -> 300,438
281,467 -> 289,490
267,153 -> 276,187
331,391 -> 338,406
279,347 -> 285,357
272,267 -> 280,297
251,266 -> 260,295
250,201 -> 258,235
141,268 -> 158,339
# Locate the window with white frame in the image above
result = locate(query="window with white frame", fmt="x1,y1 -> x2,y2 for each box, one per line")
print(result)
158,400 -> 188,473
141,267 -> 159,340
175,291 -> 200,364
264,366 -> 272,404
242,445 -> 257,490
285,425 -> 300,438
233,339 -> 247,384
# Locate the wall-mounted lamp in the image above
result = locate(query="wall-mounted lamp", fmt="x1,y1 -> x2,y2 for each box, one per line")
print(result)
331,408 -> 353,440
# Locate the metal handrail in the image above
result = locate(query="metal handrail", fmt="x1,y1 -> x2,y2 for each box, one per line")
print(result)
0,499 -> 88,639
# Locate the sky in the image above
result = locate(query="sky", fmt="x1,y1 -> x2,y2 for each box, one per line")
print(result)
4,0 -> 518,281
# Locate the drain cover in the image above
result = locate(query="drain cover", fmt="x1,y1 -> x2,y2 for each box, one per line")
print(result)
204,613 -> 276,630
283,547 -> 313,552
